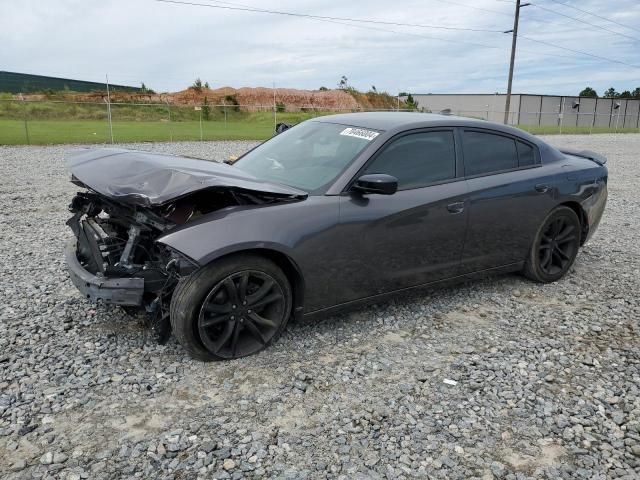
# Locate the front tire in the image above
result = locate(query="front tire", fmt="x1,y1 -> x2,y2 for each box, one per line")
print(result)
170,254 -> 292,361
524,206 -> 581,283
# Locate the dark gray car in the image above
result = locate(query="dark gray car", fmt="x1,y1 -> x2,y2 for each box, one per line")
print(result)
64,112 -> 608,360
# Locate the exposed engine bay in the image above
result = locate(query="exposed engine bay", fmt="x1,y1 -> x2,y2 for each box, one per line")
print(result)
66,186 -> 300,342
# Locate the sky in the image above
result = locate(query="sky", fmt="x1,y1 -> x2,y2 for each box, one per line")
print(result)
1,0 -> 639,95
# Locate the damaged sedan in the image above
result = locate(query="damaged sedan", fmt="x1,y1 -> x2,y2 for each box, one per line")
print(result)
65,112 -> 608,360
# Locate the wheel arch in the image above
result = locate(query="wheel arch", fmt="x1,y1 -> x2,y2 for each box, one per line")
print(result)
557,201 -> 589,246
201,247 -> 305,321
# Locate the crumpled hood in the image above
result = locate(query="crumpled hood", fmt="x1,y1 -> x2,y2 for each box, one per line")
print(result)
66,148 -> 307,207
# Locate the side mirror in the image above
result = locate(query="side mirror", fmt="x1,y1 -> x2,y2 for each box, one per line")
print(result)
353,174 -> 398,195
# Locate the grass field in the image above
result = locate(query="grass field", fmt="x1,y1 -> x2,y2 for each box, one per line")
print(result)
1,115 -> 638,145
0,112 -> 325,145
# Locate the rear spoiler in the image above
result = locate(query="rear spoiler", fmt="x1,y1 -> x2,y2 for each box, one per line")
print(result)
559,148 -> 607,165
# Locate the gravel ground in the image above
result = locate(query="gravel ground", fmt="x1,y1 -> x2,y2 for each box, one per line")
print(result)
1,135 -> 639,480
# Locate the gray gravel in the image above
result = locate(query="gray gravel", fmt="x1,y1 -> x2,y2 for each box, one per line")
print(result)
1,135 -> 639,480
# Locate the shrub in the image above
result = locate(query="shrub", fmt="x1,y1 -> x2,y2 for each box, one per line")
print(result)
224,95 -> 240,112
141,83 -> 156,94
405,93 -> 419,110
191,78 -> 203,92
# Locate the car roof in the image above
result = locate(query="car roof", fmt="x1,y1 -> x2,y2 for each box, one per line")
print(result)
313,111 -> 455,130
311,111 -> 541,144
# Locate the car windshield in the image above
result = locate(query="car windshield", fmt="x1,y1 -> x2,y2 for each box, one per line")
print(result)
233,121 -> 380,192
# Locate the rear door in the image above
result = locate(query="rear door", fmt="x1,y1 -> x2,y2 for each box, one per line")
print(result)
336,129 -> 469,304
459,128 -> 557,273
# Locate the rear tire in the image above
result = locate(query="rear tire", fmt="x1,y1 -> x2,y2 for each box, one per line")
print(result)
524,206 -> 581,283
170,254 -> 292,361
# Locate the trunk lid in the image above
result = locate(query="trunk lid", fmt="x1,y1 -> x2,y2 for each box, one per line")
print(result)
66,148 -> 308,207
558,148 -> 607,165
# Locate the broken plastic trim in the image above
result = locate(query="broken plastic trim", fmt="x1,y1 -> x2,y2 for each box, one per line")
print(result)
64,242 -> 145,306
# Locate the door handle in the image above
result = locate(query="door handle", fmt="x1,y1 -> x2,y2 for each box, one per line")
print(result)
535,184 -> 550,193
446,202 -> 465,214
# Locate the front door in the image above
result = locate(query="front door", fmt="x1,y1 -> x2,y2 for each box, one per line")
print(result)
335,129 -> 469,305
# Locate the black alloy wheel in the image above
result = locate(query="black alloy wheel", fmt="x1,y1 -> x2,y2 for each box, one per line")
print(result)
538,217 -> 578,276
524,206 -> 581,283
197,271 -> 287,359
170,254 -> 292,361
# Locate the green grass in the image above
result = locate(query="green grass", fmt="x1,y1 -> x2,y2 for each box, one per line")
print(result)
0,98 -> 262,122
1,113 -> 638,145
0,112 -> 325,145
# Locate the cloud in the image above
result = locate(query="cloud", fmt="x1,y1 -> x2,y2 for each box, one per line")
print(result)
1,0 -> 638,94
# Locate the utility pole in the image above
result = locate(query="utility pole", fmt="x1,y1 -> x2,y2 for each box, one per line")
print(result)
105,74 -> 114,143
21,95 -> 30,145
165,100 -> 173,142
273,82 -> 277,132
503,1 -> 530,125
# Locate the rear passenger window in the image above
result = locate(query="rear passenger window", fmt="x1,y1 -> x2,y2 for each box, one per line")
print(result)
363,131 -> 456,190
517,141 -> 535,166
462,131 -> 517,176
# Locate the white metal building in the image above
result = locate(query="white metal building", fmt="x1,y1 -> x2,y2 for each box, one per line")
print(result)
408,93 -> 640,128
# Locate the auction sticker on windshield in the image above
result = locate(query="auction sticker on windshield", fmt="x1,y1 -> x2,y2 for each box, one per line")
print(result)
340,127 -> 380,141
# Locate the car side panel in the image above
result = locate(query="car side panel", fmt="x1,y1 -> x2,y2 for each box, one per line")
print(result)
460,166 -> 559,272
157,196 -> 343,312
556,157 -> 608,242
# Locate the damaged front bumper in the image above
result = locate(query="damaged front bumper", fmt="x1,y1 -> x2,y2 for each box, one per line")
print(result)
64,241 -> 144,306
63,190 -> 201,344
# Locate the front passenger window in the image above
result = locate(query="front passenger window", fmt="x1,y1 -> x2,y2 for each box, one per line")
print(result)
363,131 -> 456,190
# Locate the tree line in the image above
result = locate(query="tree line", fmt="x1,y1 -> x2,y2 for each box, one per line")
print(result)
579,86 -> 640,99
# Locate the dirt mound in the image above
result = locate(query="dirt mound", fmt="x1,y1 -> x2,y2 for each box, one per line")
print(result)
19,86 -> 404,112
171,86 -> 360,111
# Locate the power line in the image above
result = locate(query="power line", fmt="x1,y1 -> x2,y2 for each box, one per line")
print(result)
483,0 -> 640,40
284,12 -> 507,50
154,0 -> 505,33
518,34 -> 640,68
157,0 -> 640,69
209,0 -> 623,44
530,3 -> 640,42
204,0 -> 534,56
331,18 -> 598,63
446,0 -> 618,37
546,0 -> 640,34
189,0 -> 513,50
162,0 -> 596,61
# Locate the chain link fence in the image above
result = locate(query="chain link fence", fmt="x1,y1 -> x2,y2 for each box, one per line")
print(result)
0,98 -> 391,145
443,108 -> 640,135
1,98 -> 639,145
